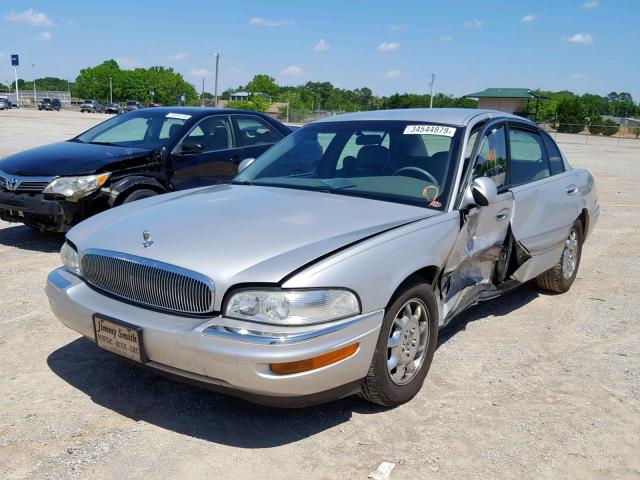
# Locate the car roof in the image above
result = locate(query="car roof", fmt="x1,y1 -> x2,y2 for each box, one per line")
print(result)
141,106 -> 273,117
314,108 -> 533,127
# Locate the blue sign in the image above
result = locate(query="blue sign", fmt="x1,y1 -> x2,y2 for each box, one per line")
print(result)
11,54 -> 19,67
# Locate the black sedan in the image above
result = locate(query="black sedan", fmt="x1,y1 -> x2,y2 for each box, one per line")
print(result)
0,107 -> 292,231
38,98 -> 62,111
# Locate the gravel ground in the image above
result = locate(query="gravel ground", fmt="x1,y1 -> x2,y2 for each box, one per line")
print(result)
0,109 -> 638,479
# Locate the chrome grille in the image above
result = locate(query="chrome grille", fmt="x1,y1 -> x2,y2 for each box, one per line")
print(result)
0,171 -> 53,193
81,249 -> 215,314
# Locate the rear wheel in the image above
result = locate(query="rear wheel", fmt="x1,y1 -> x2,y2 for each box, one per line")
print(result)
360,278 -> 438,406
120,188 -> 158,205
536,220 -> 583,293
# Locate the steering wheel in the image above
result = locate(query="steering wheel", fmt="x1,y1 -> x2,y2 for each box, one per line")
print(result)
392,166 -> 438,185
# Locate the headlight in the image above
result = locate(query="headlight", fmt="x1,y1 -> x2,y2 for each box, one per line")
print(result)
43,173 -> 110,200
226,289 -> 360,325
60,241 -> 81,276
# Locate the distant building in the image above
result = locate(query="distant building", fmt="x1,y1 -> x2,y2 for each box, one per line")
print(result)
464,88 -> 548,119
229,91 -> 273,102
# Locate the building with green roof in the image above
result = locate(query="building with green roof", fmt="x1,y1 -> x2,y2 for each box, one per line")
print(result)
464,88 -> 548,119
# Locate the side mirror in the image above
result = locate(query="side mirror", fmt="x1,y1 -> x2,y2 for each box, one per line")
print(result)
469,177 -> 498,207
180,140 -> 204,155
238,157 -> 256,173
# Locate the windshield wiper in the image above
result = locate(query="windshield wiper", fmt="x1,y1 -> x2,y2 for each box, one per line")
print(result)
69,138 -> 85,143
89,141 -> 118,146
231,180 -> 252,186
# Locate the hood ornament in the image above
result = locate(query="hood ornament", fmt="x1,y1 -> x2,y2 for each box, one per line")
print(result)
142,230 -> 153,248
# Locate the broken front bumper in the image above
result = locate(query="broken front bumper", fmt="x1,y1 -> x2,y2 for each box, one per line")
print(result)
0,191 -> 84,232
46,268 -> 383,406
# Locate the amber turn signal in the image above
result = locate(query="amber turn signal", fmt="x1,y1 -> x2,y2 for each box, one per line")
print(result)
270,343 -> 359,375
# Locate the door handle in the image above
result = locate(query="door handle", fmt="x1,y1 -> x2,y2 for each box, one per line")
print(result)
566,185 -> 579,195
496,209 -> 510,221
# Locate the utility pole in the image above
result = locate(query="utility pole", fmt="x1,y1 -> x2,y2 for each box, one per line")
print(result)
109,76 -> 113,104
429,73 -> 435,108
32,63 -> 36,107
201,77 -> 205,107
213,52 -> 220,108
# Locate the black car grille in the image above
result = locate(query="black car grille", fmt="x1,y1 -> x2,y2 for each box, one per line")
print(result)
81,249 -> 215,315
0,174 -> 51,193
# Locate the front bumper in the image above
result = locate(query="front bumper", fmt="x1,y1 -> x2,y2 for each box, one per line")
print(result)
0,191 -> 89,232
46,268 -> 383,405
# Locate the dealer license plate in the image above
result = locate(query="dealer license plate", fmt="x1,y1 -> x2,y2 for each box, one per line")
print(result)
93,315 -> 145,363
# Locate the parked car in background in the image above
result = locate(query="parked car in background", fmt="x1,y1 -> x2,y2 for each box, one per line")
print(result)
0,97 -> 10,110
80,100 -> 103,113
124,101 -> 143,111
0,107 -> 292,231
104,103 -> 123,114
39,98 -> 62,111
45,108 -> 599,406
146,102 -> 162,108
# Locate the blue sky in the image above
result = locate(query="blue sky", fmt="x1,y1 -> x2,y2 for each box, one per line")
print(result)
1,0 -> 638,99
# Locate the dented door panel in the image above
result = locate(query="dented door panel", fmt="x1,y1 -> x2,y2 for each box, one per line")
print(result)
441,192 -> 514,322
509,171 -> 583,282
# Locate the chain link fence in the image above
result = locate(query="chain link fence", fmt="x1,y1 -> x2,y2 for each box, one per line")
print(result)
539,123 -> 640,147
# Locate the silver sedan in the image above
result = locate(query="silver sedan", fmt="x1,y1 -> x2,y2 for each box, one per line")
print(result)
46,108 -> 599,407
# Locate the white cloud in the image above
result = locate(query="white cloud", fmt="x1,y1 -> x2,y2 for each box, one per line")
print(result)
5,8 -> 53,27
522,14 -> 536,23
567,33 -> 594,44
281,65 -> 303,76
389,24 -> 408,31
384,70 -> 401,78
313,39 -> 330,52
582,1 -> 599,8
377,42 -> 400,52
439,35 -> 453,42
167,52 -> 189,60
249,17 -> 294,27
189,68 -> 210,77
571,73 -> 588,79
116,57 -> 140,68
463,19 -> 482,28
36,31 -> 52,41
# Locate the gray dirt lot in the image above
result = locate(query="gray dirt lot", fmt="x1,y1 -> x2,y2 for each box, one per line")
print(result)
0,109 -> 638,479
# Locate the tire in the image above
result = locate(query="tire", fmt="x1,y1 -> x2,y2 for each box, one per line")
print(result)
536,220 -> 583,293
120,188 -> 158,205
360,277 -> 438,407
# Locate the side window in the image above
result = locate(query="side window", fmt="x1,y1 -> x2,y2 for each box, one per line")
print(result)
185,116 -> 233,152
509,128 -> 550,185
159,118 -> 187,140
542,131 -> 565,175
473,125 -> 507,189
235,116 -> 283,147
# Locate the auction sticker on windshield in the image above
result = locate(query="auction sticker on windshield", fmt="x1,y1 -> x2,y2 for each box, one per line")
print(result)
403,125 -> 456,137
93,315 -> 145,363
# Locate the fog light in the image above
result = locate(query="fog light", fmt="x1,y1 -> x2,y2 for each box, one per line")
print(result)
270,343 -> 359,375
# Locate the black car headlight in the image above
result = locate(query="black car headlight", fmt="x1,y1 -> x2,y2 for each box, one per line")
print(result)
43,173 -> 110,200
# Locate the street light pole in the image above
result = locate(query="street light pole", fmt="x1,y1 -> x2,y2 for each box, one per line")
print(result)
14,66 -> 19,107
429,73 -> 435,108
32,63 -> 37,107
214,53 -> 220,108
109,76 -> 113,104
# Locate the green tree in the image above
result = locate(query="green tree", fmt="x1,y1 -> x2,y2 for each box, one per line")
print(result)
556,97 -> 586,133
602,119 -> 619,136
246,74 -> 279,98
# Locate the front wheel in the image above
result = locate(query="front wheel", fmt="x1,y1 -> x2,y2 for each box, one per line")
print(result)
120,188 -> 158,205
360,278 -> 438,406
536,220 -> 583,293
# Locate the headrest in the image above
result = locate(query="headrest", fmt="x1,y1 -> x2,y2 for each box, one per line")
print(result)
356,134 -> 383,145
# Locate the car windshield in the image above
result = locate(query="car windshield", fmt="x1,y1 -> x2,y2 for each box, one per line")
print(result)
74,109 -> 189,149
233,120 -> 463,209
